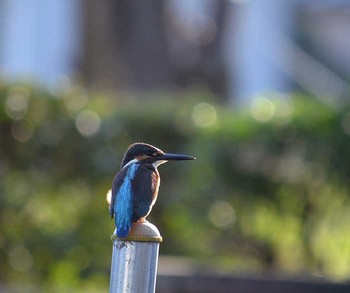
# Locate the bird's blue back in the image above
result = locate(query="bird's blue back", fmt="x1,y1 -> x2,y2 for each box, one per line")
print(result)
111,161 -> 158,238
114,163 -> 139,237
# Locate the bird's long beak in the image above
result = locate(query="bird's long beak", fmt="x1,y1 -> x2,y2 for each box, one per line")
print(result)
160,153 -> 196,161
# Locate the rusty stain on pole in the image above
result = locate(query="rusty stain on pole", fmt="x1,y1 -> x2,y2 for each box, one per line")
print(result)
109,221 -> 162,293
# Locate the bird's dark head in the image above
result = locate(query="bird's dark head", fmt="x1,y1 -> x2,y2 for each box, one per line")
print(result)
120,142 -> 195,169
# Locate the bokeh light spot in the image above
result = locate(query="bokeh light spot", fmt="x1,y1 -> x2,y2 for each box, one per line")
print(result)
63,86 -> 89,113
208,201 -> 235,228
8,245 -> 33,272
192,102 -> 217,128
75,109 -> 101,137
11,120 -> 34,142
250,96 -> 275,122
5,87 -> 30,120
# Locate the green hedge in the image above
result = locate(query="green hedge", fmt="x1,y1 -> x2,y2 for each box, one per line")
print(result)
1,84 -> 350,291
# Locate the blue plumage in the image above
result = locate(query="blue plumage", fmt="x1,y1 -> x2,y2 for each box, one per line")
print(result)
114,163 -> 139,237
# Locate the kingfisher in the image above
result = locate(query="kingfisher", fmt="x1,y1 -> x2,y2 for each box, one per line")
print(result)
108,142 -> 195,238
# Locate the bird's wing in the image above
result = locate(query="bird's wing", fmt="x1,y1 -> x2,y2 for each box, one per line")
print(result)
131,164 -> 159,222
110,167 -> 128,218
114,164 -> 140,238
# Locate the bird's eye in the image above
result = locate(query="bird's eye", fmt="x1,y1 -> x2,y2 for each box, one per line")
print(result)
146,150 -> 155,156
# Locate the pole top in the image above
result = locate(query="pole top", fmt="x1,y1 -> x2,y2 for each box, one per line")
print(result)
111,221 -> 162,243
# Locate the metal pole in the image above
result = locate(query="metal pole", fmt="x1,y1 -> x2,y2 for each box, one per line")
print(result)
109,221 -> 162,293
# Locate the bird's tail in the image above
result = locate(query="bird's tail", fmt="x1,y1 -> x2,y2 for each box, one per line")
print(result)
117,226 -> 130,238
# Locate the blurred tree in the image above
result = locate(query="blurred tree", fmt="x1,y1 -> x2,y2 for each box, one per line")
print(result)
82,0 -> 174,90
81,0 -> 228,96
2,84 -> 350,290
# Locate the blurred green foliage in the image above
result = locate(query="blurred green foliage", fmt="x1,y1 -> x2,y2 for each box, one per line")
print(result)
1,84 -> 350,291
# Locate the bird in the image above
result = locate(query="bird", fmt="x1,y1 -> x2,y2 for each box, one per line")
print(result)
108,142 -> 195,238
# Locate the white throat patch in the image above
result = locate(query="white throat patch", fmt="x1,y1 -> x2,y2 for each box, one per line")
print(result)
152,160 -> 167,167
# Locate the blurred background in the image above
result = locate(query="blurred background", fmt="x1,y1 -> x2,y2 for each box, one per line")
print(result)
1,0 -> 350,292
